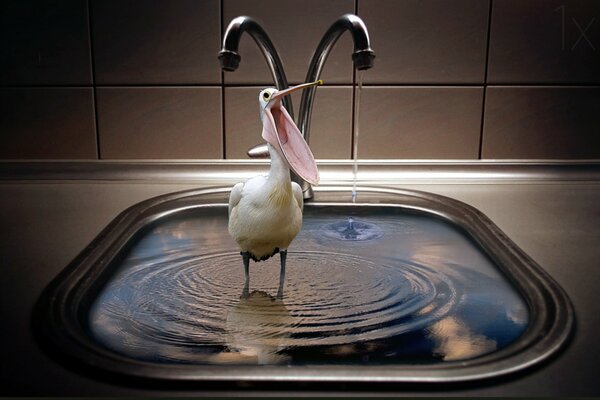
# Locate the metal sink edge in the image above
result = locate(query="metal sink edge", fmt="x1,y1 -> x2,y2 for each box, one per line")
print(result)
33,185 -> 574,385
3,160 -> 600,184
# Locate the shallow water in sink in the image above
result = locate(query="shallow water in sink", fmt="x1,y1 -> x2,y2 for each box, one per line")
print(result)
88,206 -> 528,365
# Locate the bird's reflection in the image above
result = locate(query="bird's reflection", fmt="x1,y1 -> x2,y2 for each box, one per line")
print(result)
225,286 -> 292,365
427,316 -> 497,361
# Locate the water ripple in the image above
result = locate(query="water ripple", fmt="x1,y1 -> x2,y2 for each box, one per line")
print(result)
90,248 -> 462,363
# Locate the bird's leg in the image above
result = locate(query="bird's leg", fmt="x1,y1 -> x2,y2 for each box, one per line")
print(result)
277,249 -> 287,299
241,251 -> 250,299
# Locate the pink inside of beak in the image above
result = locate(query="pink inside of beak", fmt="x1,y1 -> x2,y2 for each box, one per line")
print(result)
261,95 -> 319,185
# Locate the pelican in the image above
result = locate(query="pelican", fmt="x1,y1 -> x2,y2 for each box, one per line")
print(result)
228,80 -> 323,296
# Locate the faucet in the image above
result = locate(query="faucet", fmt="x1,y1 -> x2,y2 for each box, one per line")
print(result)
220,14 -> 375,200
219,16 -> 294,118
297,14 -> 375,199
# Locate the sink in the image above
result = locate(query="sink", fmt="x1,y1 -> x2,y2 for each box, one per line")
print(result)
35,186 -> 573,384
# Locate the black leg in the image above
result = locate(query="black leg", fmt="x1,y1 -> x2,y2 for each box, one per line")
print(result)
277,250 -> 287,299
241,251 -> 250,298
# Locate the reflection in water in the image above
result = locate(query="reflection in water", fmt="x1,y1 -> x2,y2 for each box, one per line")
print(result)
88,208 -> 529,365
226,290 -> 291,364
428,317 -> 497,361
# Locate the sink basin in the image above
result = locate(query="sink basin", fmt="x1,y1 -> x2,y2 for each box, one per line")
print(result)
35,186 -> 573,384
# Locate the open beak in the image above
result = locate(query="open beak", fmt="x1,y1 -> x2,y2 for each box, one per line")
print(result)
271,80 -> 323,101
261,80 -> 323,185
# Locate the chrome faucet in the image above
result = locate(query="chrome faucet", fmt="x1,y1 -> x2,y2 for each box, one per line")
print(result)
297,14 -> 375,199
220,14 -> 375,199
218,16 -> 294,118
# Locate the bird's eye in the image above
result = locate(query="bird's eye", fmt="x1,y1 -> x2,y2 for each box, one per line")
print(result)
262,92 -> 271,101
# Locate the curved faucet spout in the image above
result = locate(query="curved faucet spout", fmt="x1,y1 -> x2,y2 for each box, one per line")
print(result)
221,15 -> 375,201
295,14 -> 375,199
219,16 -> 294,118
299,14 -> 375,146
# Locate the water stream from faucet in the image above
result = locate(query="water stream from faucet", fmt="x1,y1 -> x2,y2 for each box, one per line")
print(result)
351,70 -> 364,203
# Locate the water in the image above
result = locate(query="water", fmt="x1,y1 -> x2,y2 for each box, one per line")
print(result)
351,71 -> 363,203
321,217 -> 383,241
88,207 -> 529,365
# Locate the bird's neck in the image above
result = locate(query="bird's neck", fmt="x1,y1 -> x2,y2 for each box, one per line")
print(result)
266,144 -> 294,209
267,143 -> 291,187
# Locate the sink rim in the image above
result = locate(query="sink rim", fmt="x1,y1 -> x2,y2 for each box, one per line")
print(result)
34,185 -> 574,384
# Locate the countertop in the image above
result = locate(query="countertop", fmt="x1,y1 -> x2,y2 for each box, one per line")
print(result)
1,161 -> 599,396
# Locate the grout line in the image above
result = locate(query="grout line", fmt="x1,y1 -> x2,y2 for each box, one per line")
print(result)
478,87 -> 488,160
221,82 -> 226,160
351,0 -> 358,160
220,0 -> 226,160
350,72 -> 357,160
87,0 -> 101,160
4,82 -> 600,88
479,0 -> 494,160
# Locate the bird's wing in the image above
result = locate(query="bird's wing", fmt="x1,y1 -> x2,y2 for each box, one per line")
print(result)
291,181 -> 304,210
228,182 -> 245,216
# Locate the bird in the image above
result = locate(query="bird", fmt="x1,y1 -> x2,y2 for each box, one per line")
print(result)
228,80 -> 323,298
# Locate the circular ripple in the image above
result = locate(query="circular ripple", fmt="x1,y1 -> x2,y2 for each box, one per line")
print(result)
89,250 -> 459,363
320,217 -> 384,241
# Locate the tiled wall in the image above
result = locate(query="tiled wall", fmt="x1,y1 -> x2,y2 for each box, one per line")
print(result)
1,0 -> 599,160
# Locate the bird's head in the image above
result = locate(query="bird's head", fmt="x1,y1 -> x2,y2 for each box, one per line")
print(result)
258,81 -> 323,185
258,87 -> 278,115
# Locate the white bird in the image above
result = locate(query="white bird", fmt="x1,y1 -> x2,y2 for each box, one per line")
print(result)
228,80 -> 323,297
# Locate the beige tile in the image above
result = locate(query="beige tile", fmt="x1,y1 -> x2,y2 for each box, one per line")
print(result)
357,87 -> 483,159
225,87 -> 262,159
225,86 -> 352,159
482,87 -> 600,159
308,87 -> 353,159
360,0 -> 489,84
97,88 -> 222,159
0,88 -> 96,159
0,0 -> 92,85
488,0 -> 600,83
92,0 -> 220,84
223,0 -> 354,85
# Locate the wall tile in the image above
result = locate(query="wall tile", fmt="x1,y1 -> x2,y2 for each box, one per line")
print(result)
304,87 -> 353,159
225,86 -> 352,159
0,88 -> 96,159
92,0 -> 220,84
360,0 -> 489,84
223,0 -> 354,85
488,0 -> 600,83
2,1 -> 598,162
97,88 -> 221,159
482,87 -> 600,159
357,87 -> 483,159
0,0 -> 91,85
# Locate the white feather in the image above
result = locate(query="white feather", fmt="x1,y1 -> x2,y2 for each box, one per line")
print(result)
228,86 -> 314,262
228,182 -> 244,217
292,181 -> 303,210
228,146 -> 303,260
